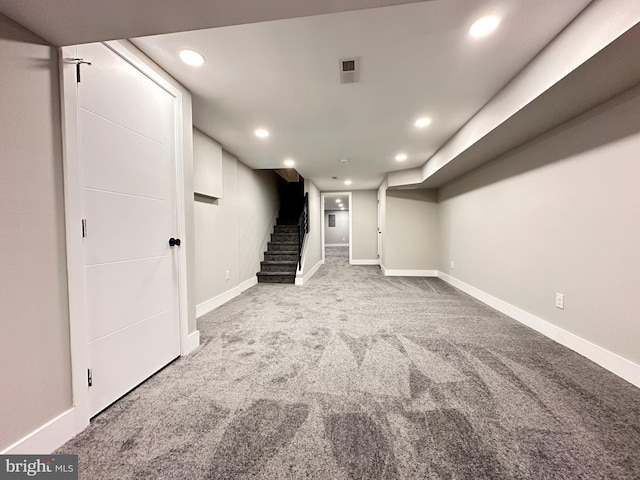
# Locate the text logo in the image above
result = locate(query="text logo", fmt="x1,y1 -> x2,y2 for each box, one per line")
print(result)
0,456 -> 77,480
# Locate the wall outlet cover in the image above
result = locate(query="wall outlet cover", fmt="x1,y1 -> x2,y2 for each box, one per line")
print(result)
555,292 -> 564,309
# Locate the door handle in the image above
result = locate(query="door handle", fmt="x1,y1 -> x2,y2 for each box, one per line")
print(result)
169,238 -> 181,247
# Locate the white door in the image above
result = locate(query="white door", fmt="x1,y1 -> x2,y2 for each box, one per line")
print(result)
77,43 -> 181,416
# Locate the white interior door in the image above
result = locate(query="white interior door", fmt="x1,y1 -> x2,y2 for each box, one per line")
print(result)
77,43 -> 180,416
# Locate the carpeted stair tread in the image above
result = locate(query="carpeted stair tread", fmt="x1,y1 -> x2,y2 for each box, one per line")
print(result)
256,271 -> 296,284
260,260 -> 298,273
274,225 -> 298,234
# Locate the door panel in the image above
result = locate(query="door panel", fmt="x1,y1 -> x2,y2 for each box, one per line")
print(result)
84,256 -> 173,342
79,108 -> 171,200
77,43 -> 173,143
82,188 -> 170,265
78,42 -> 180,417
88,310 -> 179,415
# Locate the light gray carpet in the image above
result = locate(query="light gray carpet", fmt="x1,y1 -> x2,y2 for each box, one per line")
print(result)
58,246 -> 640,479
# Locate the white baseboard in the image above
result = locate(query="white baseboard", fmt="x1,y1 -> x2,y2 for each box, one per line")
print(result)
350,259 -> 379,265
1,408 -> 78,454
196,277 -> 258,318
382,268 -> 438,277
326,243 -> 349,247
196,286 -> 241,318
295,259 -> 323,286
182,330 -> 200,355
437,271 -> 640,389
239,276 -> 257,293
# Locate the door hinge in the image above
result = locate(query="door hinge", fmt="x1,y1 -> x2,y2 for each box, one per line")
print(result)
87,368 -> 93,387
82,219 -> 87,237
69,58 -> 92,83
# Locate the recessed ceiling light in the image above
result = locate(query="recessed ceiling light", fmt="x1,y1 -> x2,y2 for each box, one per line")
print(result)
335,199 -> 341,203
344,180 -> 352,186
179,49 -> 205,66
414,117 -> 432,128
340,207 -> 345,210
254,128 -> 269,139
395,153 -> 408,162
469,15 -> 500,38
283,158 -> 295,167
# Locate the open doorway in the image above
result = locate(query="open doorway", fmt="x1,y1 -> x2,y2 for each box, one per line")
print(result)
321,192 -> 352,264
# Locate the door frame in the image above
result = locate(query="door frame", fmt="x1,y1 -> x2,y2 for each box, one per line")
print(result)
320,191 -> 352,263
60,40 -> 189,431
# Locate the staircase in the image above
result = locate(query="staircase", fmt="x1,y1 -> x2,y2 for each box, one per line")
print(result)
257,218 -> 299,284
257,178 -> 308,284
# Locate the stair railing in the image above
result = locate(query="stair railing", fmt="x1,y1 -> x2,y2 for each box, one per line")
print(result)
297,193 -> 309,270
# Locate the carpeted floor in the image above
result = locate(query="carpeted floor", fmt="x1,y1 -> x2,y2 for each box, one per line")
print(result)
57,246 -> 640,479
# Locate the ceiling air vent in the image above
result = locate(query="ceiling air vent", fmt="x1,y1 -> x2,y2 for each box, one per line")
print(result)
339,57 -> 360,84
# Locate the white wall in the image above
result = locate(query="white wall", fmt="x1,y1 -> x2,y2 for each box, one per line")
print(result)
383,189 -> 439,272
351,190 -> 378,261
0,13 -> 72,451
195,150 -> 240,305
193,127 -> 222,198
299,179 -> 322,277
438,85 -> 640,367
238,164 -> 280,281
324,210 -> 349,245
194,135 -> 279,312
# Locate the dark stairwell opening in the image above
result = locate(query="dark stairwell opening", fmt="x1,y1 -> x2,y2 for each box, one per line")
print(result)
257,172 -> 308,284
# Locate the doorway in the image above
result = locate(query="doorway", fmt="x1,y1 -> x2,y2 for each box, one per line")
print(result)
321,192 -> 352,263
60,41 -> 189,422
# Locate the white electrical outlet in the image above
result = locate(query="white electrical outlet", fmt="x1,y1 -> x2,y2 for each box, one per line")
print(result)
225,270 -> 230,281
450,261 -> 455,269
555,292 -> 564,310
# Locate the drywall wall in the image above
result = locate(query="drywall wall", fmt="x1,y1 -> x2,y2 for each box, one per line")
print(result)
300,180 -> 322,277
237,163 -> 280,281
324,210 -> 349,245
193,127 -> 222,198
0,14 -> 72,451
194,135 -> 279,309
195,149 -> 239,305
351,190 -> 378,261
438,85 -> 640,366
383,189 -> 439,272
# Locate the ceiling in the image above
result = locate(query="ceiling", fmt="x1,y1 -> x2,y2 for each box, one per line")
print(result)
0,0 -> 593,192
0,0 -> 421,46
132,0 -> 591,191
324,193 -> 350,211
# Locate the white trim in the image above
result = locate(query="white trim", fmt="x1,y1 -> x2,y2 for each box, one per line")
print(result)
295,259 -> 324,285
182,330 -> 200,356
382,268 -> 438,277
1,409 -> 76,454
60,44 -> 91,436
348,192 -> 353,264
320,194 -> 325,263
239,276 -> 258,292
350,259 -> 380,265
196,286 -> 242,318
196,277 -> 257,318
326,243 -> 349,247
437,272 -> 640,389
